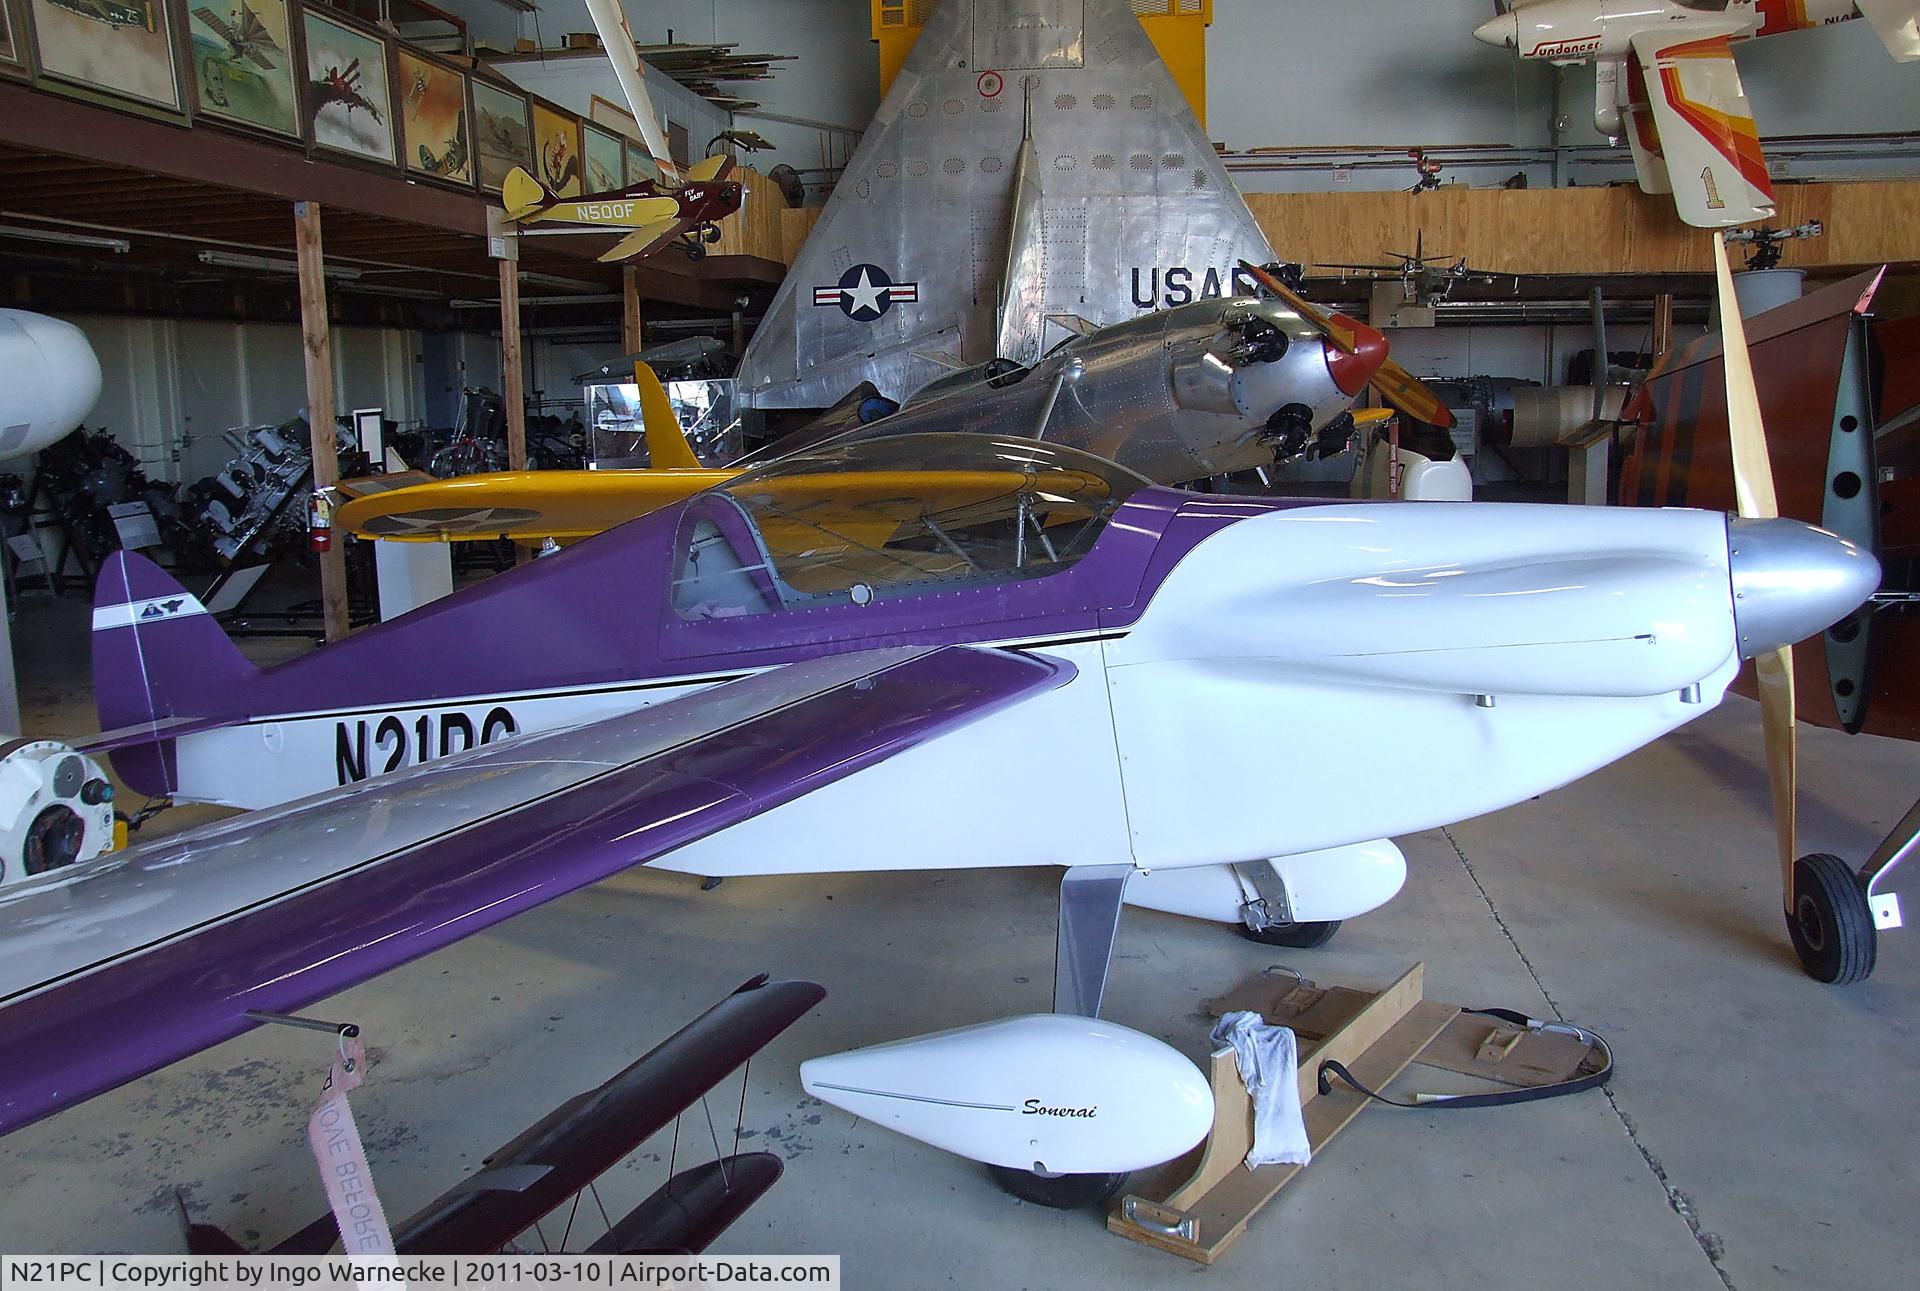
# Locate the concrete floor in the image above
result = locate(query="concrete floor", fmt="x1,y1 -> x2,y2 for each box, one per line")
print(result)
2,591 -> 1916,1289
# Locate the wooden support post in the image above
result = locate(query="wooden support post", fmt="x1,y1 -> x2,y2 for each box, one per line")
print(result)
1651,292 -> 1675,362
731,310 -> 746,358
621,265 -> 644,356
294,201 -> 350,644
500,259 -> 526,471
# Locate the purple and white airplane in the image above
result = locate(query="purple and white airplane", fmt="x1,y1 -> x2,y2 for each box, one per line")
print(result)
0,430 -> 1878,1204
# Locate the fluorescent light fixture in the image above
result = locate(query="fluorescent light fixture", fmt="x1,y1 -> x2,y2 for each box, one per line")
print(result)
0,224 -> 131,254
197,249 -> 363,282
339,282 -> 445,301
517,270 -> 607,292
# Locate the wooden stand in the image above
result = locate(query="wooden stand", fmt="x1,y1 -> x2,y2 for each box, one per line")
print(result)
1108,963 -> 1595,1265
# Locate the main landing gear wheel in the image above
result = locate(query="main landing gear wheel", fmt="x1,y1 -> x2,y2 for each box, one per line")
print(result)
1787,853 -> 1876,985
987,1164 -> 1130,1210
1240,919 -> 1341,949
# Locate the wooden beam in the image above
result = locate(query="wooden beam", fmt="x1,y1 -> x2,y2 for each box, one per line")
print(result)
500,258 -> 526,471
294,202 -> 350,644
1651,292 -> 1675,361
622,265 -> 644,355
0,84 -> 488,237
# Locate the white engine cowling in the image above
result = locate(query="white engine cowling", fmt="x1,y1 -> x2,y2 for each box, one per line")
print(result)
0,740 -> 116,887
801,1014 -> 1212,1175
1125,840 -> 1409,925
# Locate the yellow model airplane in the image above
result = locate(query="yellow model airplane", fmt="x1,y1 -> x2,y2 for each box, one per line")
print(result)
501,154 -> 742,263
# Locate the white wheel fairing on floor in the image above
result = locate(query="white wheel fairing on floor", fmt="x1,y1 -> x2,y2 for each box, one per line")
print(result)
1124,840 -> 1409,924
800,1013 -> 1214,1174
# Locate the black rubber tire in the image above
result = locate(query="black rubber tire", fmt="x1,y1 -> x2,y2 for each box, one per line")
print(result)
1239,919 -> 1342,949
1787,852 -> 1876,985
987,1164 -> 1130,1209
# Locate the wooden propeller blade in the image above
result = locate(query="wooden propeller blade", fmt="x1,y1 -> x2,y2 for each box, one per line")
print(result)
1714,230 -> 1798,903
1713,232 -> 1778,522
1237,260 -> 1359,355
1371,357 -> 1458,430
1757,646 -> 1800,907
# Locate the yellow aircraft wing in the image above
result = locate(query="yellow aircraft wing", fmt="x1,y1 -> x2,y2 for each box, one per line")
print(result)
338,463 -> 1110,553
599,217 -> 686,263
682,154 -> 732,182
336,469 -> 736,543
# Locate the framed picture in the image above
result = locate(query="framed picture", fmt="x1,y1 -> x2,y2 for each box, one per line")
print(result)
530,99 -> 582,198
1,0 -> 34,79
24,0 -> 185,116
300,5 -> 392,165
397,47 -> 470,185
581,122 -> 623,195
187,0 -> 298,138
470,76 -> 529,194
624,140 -> 659,188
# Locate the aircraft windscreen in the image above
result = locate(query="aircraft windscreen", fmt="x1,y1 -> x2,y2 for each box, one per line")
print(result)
670,434 -> 1150,619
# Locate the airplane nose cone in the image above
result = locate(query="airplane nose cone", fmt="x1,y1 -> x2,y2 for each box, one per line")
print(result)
1727,517 -> 1881,658
1323,315 -> 1388,397
1474,13 -> 1518,48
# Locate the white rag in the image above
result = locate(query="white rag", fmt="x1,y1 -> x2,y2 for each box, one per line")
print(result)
1210,1011 -> 1312,1168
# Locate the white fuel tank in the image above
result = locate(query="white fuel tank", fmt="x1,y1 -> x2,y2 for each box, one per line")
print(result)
801,1014 -> 1212,1175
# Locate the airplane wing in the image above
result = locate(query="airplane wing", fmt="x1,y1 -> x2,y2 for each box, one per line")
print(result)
0,645 -> 1071,1137
336,469 -> 733,542
682,154 -> 735,183
338,462 -> 1110,548
598,217 -> 687,262
1856,0 -> 1920,61
1628,27 -> 1774,229
1623,53 -> 1674,197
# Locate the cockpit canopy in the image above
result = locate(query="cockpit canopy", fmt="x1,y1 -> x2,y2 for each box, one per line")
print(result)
671,433 -> 1150,620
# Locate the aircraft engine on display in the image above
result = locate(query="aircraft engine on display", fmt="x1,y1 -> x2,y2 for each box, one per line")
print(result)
0,310 -> 103,462
0,740 -> 116,887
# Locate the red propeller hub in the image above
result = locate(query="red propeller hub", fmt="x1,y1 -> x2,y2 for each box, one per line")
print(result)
1324,315 -> 1390,396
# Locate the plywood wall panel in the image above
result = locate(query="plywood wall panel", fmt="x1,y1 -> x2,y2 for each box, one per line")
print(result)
1246,181 -> 1920,278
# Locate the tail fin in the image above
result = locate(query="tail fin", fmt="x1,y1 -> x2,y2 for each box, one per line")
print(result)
634,361 -> 702,470
92,552 -> 258,794
502,166 -> 550,220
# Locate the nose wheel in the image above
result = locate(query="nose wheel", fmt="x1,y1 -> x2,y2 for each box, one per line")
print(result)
1787,852 -> 1876,985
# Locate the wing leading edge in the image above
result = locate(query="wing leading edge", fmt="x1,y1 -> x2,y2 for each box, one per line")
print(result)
0,645 -> 1071,1137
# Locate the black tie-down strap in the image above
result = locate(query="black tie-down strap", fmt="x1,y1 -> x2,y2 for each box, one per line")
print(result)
1317,1008 -> 1612,1110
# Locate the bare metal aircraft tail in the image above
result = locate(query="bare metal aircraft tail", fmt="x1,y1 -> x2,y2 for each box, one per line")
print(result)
736,0 -> 1278,410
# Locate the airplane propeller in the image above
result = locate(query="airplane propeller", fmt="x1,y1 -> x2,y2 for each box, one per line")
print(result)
1238,260 -> 1457,430
1711,230 -> 1804,945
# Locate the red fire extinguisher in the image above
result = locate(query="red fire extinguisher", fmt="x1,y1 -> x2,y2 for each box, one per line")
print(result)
309,488 -> 335,553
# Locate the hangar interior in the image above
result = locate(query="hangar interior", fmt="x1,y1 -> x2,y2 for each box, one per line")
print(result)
0,0 -> 1917,1286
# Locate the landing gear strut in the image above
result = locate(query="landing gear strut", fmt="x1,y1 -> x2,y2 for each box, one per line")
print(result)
991,864 -> 1135,1209
1786,788 -> 1917,984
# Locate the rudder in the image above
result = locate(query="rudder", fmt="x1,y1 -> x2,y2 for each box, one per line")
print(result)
92,551 -> 258,795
